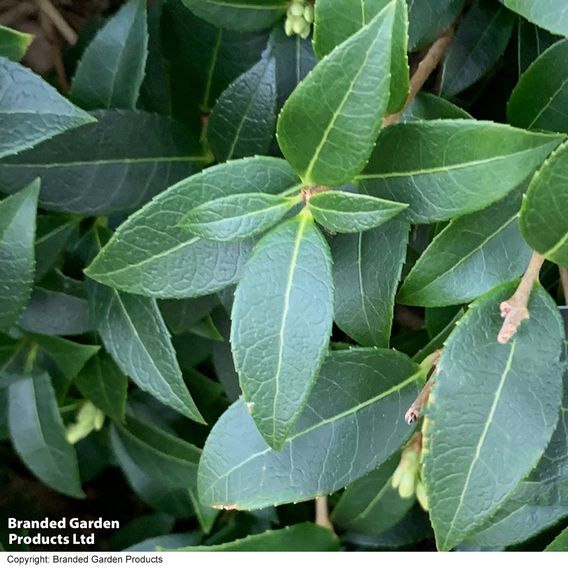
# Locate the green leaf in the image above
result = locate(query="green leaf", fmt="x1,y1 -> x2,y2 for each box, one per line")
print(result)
508,39 -> 568,133
198,348 -> 420,510
181,193 -> 297,241
168,523 -> 339,551
19,287 -> 92,336
422,282 -> 564,550
277,1 -> 397,185
179,0 -> 287,32
162,0 -> 268,121
231,212 -> 333,449
110,417 -> 201,489
85,157 -> 300,298
28,334 -> 100,381
546,527 -> 568,551
35,215 -> 78,280
407,0 -> 465,52
70,0 -> 148,110
504,0 -> 568,37
208,53 -> 277,162
0,181 -> 39,331
398,191 -> 532,307
313,0 -> 409,113
160,296 -> 219,334
358,120 -> 563,223
273,27 -> 316,109
0,25 -> 33,61
520,141 -> 568,267
516,19 -> 559,76
8,373 -> 84,498
332,219 -> 409,347
75,352 -> 128,423
0,110 -> 203,215
402,92 -> 472,122
87,280 -> 204,423
332,453 -> 415,534
189,489 -> 219,534
308,190 -> 407,233
0,57 -> 94,159
110,424 -> 195,517
440,0 -> 515,98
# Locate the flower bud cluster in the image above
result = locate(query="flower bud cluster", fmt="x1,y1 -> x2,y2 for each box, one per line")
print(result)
284,0 -> 313,39
65,401 -> 105,445
391,434 -> 429,511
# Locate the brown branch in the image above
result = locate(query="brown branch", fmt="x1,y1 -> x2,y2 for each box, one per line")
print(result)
560,267 -> 568,305
497,252 -> 545,344
405,349 -> 442,424
315,496 -> 334,533
36,0 -> 77,45
383,25 -> 455,127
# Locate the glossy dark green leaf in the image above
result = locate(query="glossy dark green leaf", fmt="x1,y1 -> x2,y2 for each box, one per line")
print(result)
358,120 -> 563,223
127,533 -> 201,551
423,283 -> 564,550
0,181 -> 38,331
85,158 -> 300,298
407,0 -> 465,51
504,0 -> 568,37
273,27 -> 316,108
0,57 -> 94,159
313,0 -> 409,113
208,54 -> 277,162
163,0 -> 268,122
189,489 -> 219,534
440,0 -> 515,97
0,110 -> 203,215
8,373 -> 84,498
87,280 -> 204,423
277,1 -> 397,186
332,453 -> 415,534
546,527 -> 568,551
402,92 -> 472,122
75,352 -> 128,423
332,220 -> 409,347
508,39 -> 568,133
19,287 -> 91,336
71,0 -> 148,110
308,191 -> 407,233
169,523 -> 339,551
231,213 -> 333,449
181,193 -> 296,241
180,0 -> 287,32
398,191 -> 532,307
516,19 -> 559,76
35,215 -> 78,280
198,349 -> 420,509
160,296 -> 219,335
29,334 -> 99,381
520,141 -> 568,267
110,424 -> 195,517
0,25 -> 32,61
111,417 -> 201,488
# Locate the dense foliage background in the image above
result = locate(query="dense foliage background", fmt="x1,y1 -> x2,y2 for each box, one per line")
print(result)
2,0 -> 568,553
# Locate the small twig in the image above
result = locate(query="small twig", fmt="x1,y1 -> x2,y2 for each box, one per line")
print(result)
405,349 -> 442,425
315,496 -> 334,533
497,252 -> 545,344
560,268 -> 568,305
36,0 -> 77,45
383,25 -> 455,127
38,6 -> 70,93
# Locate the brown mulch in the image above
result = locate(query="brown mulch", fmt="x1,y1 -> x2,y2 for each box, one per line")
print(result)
0,0 -> 124,77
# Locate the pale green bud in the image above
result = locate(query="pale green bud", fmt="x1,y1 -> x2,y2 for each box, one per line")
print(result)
66,421 -> 92,445
416,480 -> 429,511
391,463 -> 404,489
299,25 -> 310,39
398,469 -> 416,499
292,16 -> 307,35
289,2 -> 305,17
303,4 -> 314,23
285,18 -> 294,36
